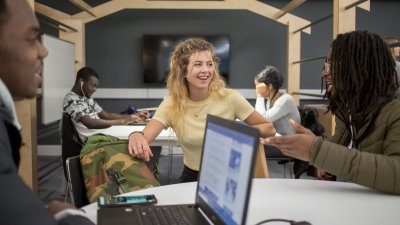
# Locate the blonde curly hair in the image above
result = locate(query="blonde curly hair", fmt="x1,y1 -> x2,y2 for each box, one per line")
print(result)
166,38 -> 227,137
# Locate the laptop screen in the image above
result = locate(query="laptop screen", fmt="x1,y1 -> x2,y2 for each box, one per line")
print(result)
196,115 -> 259,225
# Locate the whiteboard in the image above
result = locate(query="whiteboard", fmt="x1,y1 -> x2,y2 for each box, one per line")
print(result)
42,34 -> 75,125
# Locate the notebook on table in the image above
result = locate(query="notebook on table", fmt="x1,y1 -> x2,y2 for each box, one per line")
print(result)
98,114 -> 260,225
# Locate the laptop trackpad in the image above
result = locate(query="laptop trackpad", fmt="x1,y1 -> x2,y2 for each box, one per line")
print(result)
181,204 -> 210,225
98,207 -> 138,225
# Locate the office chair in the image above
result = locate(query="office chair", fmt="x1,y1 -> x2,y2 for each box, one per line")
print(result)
264,144 -> 294,178
66,155 -> 89,208
61,112 -> 83,179
265,107 -> 326,179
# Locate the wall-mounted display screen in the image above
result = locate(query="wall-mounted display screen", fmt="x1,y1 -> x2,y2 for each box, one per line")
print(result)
142,35 -> 230,85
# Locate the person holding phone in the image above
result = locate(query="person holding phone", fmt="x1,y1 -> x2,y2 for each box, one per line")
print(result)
0,0 -> 94,224
128,38 -> 276,183
265,30 -> 400,195
254,65 -> 300,135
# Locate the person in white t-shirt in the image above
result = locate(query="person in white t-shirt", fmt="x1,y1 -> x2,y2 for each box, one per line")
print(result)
254,65 -> 300,135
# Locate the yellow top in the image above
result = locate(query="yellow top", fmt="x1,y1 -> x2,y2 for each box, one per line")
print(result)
153,89 -> 254,171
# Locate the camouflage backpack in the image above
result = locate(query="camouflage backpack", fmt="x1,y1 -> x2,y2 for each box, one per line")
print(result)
80,134 -> 159,203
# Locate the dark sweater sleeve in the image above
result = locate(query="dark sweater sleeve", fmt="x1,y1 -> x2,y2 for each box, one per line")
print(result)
0,120 -> 94,225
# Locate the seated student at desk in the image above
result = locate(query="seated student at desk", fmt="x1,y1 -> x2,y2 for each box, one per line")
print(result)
265,30 -> 400,195
128,38 -> 276,183
254,65 -> 300,135
63,67 -> 148,142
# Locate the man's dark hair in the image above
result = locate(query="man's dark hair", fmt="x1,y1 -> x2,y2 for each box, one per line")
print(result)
328,30 -> 398,124
0,0 -> 9,31
76,66 -> 99,83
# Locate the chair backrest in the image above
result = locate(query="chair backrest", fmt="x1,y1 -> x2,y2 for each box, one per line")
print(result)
66,155 -> 89,208
61,112 -> 83,178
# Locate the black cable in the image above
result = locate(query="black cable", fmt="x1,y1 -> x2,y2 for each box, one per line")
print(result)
255,218 -> 311,225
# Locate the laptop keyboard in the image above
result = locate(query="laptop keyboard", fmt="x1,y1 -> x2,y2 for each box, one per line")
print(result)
138,206 -> 192,225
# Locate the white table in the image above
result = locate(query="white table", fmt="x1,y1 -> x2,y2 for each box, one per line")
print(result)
102,125 -> 177,146
82,179 -> 400,225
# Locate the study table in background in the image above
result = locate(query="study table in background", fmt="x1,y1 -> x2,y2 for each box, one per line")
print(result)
102,125 -> 177,145
82,179 -> 400,225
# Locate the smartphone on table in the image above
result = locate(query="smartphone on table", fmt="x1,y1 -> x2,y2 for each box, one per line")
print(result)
98,194 -> 157,208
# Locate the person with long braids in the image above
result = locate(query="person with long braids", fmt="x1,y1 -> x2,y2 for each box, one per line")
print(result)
254,66 -> 300,135
265,30 -> 400,194
128,38 -> 276,183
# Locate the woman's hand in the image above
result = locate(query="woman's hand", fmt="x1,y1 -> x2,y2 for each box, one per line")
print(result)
128,132 -> 153,161
262,119 -> 316,161
256,83 -> 268,98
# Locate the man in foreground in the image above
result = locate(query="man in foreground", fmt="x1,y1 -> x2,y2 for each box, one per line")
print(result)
0,0 -> 94,224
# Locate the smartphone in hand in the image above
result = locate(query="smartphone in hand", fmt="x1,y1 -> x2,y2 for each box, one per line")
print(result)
98,194 -> 157,208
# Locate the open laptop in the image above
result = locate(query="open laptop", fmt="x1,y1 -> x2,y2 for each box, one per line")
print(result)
98,114 -> 260,225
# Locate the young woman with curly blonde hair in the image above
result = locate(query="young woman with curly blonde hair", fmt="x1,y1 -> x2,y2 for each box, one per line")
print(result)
128,38 -> 275,182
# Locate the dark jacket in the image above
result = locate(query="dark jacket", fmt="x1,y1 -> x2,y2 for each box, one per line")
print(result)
0,104 -> 93,225
311,99 -> 400,194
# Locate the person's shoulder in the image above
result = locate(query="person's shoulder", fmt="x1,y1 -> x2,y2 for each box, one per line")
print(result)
282,93 -> 294,99
63,92 -> 80,105
380,98 -> 400,119
276,93 -> 293,103
0,105 -> 13,124
385,98 -> 400,109
158,96 -> 173,109
162,96 -> 172,104
221,89 -> 245,102
225,88 -> 240,97
63,92 -> 87,112
64,91 -> 79,100
0,111 -> 9,140
386,97 -> 400,105
65,91 -> 75,96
